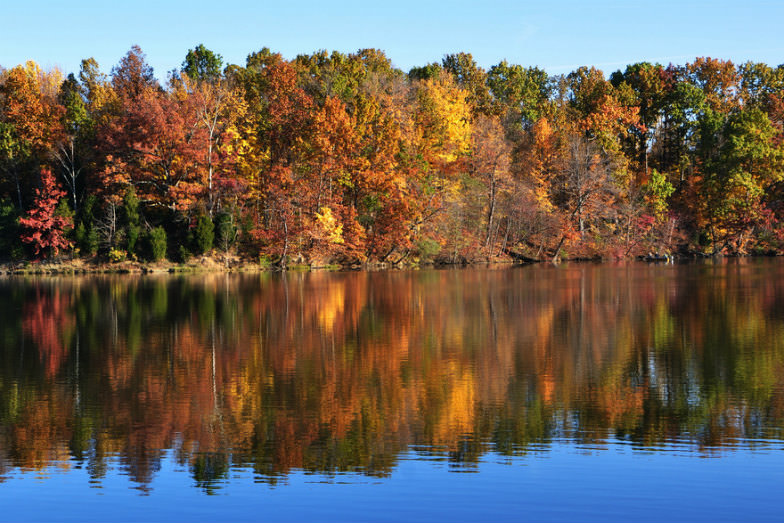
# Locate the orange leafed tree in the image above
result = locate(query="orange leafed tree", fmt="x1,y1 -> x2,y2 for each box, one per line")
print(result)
0,62 -> 64,210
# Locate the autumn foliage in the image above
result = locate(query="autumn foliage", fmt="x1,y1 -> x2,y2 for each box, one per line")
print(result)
2,47 -> 784,264
19,168 -> 72,258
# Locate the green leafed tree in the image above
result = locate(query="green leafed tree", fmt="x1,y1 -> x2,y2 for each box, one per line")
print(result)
182,44 -> 224,83
699,107 -> 784,253
194,213 -> 214,254
487,61 -> 552,128
122,186 -> 141,257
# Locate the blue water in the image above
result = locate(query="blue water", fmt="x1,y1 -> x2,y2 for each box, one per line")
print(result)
5,440 -> 783,522
2,262 -> 784,521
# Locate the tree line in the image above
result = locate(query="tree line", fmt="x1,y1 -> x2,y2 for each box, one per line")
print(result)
1,45 -> 783,265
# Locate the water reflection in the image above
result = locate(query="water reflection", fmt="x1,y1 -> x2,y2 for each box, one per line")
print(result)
0,261 -> 783,492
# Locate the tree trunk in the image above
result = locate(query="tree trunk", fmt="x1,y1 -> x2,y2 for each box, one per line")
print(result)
485,171 -> 496,250
15,170 -> 23,211
552,234 -> 567,263
278,212 -> 289,269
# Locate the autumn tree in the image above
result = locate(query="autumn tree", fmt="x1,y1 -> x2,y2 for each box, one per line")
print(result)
302,96 -> 357,258
176,55 -> 248,215
409,74 -> 472,260
19,168 -> 73,258
686,57 -> 739,114
470,114 -> 512,251
111,45 -> 158,100
99,52 -> 203,215
510,117 -> 565,258
240,56 -> 314,263
412,75 -> 471,173
78,58 -> 117,127
0,62 -> 64,210
442,52 -> 493,115
551,134 -> 620,259
349,93 -> 409,262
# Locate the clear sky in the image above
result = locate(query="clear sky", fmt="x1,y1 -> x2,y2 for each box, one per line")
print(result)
3,0 -> 783,79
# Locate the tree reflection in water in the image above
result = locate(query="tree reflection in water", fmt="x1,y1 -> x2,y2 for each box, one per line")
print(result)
0,260 -> 782,491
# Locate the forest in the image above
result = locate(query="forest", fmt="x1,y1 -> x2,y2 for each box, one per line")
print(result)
1,45 -> 783,266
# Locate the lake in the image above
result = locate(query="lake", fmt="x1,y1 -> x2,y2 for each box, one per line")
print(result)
1,260 -> 783,522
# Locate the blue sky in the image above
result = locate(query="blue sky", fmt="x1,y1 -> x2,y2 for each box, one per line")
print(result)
3,0 -> 783,79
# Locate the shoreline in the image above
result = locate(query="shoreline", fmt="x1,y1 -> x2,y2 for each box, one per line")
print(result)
1,252 -> 777,276
0,255 -> 524,276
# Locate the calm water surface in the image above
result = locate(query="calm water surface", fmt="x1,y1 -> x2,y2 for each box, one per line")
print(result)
1,260 -> 783,521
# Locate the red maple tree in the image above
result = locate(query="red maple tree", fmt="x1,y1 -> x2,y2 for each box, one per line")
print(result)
19,168 -> 73,258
